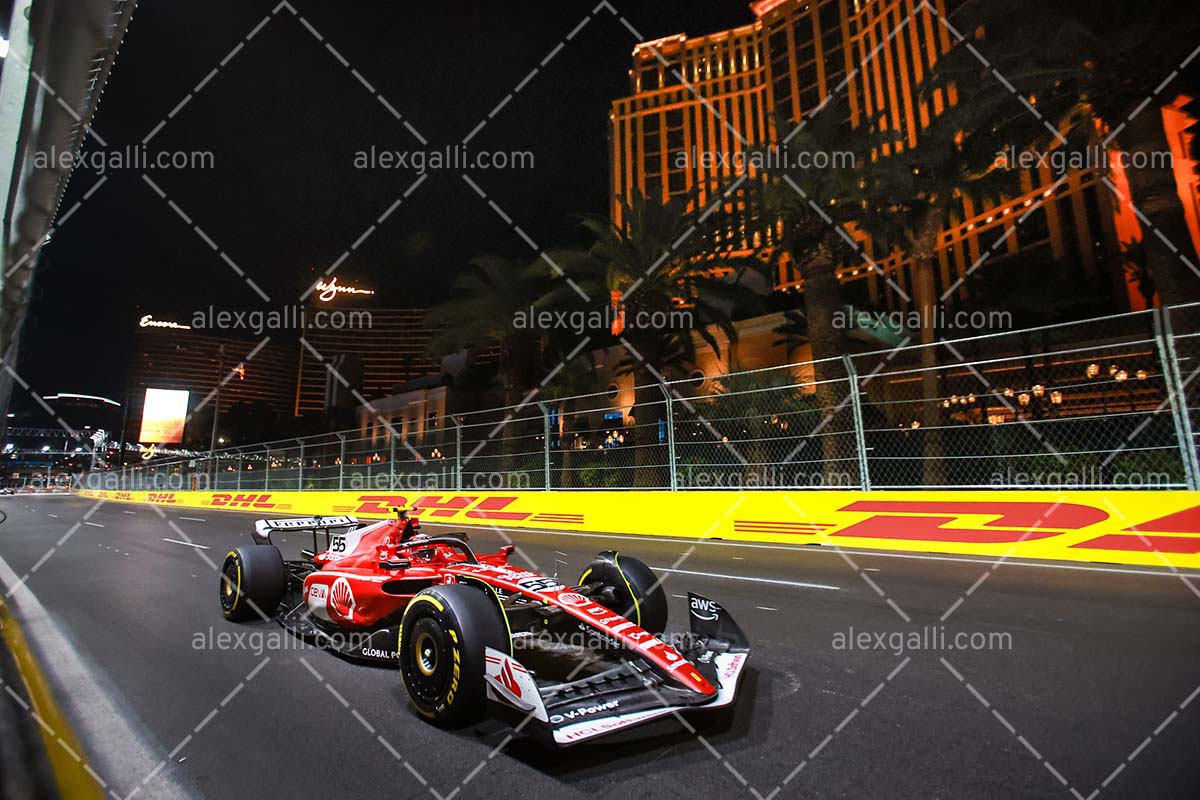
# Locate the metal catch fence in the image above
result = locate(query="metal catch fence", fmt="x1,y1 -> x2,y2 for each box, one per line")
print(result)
77,304 -> 1200,493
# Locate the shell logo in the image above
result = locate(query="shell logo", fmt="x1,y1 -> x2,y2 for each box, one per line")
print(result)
329,577 -> 356,621
557,592 -> 590,607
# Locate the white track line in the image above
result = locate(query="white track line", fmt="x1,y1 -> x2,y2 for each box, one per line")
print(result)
122,510 -> 137,514
419,522 -> 1200,580
84,522 -> 104,527
178,517 -> 207,522
651,566 -> 840,591
0,554 -> 194,799
162,538 -> 210,550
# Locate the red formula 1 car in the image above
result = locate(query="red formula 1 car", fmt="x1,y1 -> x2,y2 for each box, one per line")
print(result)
218,509 -> 750,746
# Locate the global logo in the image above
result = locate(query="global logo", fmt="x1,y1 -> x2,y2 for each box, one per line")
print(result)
330,577 -> 356,621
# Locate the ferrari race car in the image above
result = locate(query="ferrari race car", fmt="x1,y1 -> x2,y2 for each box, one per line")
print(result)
218,509 -> 750,745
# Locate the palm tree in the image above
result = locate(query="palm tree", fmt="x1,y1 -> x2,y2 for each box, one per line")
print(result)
871,103 -> 1025,483
538,190 -> 768,486
425,255 -> 552,405
425,255 -> 556,479
537,353 -> 598,489
745,110 -> 911,481
933,0 -> 1200,306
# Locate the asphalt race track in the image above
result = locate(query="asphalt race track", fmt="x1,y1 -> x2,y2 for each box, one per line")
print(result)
1,495 -> 1198,800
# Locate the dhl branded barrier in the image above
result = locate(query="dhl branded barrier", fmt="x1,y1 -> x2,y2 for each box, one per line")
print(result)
73,488 -> 1200,569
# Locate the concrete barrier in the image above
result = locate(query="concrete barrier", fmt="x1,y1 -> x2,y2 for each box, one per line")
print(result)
74,488 -> 1200,569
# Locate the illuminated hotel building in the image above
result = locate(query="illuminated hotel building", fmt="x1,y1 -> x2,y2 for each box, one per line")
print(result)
609,0 -> 1155,313
293,306 -> 441,415
125,326 -> 296,441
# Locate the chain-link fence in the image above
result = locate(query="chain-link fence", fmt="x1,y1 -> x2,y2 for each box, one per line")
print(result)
77,305 -> 1200,493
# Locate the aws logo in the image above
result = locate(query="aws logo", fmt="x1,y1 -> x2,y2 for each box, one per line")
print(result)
689,595 -> 720,622
210,493 -> 276,509
353,494 -> 533,521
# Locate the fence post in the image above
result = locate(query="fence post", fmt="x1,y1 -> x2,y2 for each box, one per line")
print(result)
658,383 -> 677,491
297,440 -> 305,491
389,431 -> 396,489
336,434 -> 346,491
842,355 -> 871,491
236,452 -> 242,491
1156,306 -> 1199,489
264,449 -> 270,491
536,401 -> 552,490
451,416 -> 463,490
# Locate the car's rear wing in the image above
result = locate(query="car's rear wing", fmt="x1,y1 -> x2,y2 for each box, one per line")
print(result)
252,515 -> 359,546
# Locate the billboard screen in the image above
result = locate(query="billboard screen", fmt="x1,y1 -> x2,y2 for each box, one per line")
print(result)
138,388 -> 190,444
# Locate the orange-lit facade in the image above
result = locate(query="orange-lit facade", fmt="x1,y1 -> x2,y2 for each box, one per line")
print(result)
609,0 -> 1148,313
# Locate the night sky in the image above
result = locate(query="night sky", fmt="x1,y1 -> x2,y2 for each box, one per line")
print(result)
18,0 -> 754,408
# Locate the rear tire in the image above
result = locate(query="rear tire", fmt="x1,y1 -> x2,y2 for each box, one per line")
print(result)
580,551 -> 668,635
399,584 -> 507,725
219,546 -> 285,622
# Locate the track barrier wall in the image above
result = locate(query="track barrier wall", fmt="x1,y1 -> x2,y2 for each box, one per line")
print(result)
73,488 -> 1200,570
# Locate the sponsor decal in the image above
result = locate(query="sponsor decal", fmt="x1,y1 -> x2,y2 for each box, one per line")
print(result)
556,592 -> 590,607
499,658 -> 522,698
549,699 -> 620,725
720,653 -> 746,682
115,492 -> 133,500
351,494 -> 534,522
329,577 -> 356,621
517,576 -> 564,593
833,500 -> 1106,544
360,647 -> 397,659
306,582 -> 329,618
68,490 -> 1200,570
690,596 -> 720,622
210,493 -> 276,509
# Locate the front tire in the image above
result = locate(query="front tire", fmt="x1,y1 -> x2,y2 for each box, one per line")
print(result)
219,546 -> 285,622
399,584 -> 507,725
580,551 -> 668,635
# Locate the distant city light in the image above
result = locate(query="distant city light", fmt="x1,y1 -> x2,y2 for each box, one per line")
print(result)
45,392 -> 121,406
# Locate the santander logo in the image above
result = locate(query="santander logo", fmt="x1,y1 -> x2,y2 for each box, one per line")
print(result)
329,577 -> 356,621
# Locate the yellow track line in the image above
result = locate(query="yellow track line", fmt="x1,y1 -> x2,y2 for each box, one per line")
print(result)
0,598 -> 105,800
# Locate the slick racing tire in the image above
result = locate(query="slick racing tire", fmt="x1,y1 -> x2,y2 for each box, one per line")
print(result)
399,584 -> 507,725
580,551 -> 668,635
219,546 -> 286,622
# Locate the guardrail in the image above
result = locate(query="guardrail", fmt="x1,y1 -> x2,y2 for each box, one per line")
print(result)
76,303 -> 1200,492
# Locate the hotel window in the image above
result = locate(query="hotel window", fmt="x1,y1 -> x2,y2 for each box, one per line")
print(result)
639,63 -> 658,92
1020,206 -> 1050,247
665,109 -> 685,150
794,13 -> 816,49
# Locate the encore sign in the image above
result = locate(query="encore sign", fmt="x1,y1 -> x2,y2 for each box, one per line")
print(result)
314,277 -> 375,302
138,314 -> 191,330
